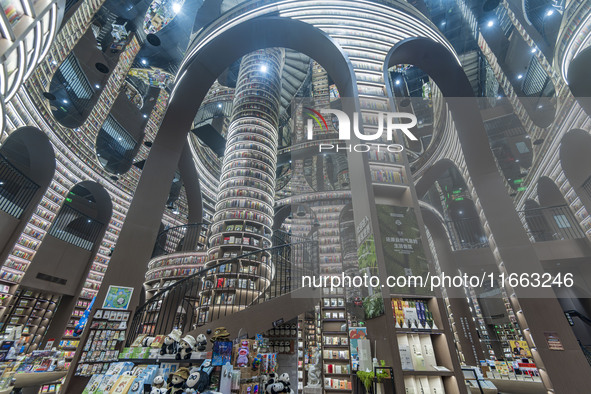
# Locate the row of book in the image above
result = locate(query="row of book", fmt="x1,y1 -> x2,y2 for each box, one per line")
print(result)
325,363 -> 351,374
217,199 -> 272,215
217,235 -> 264,247
370,168 -> 404,184
324,377 -> 352,390
391,298 -> 436,329
223,223 -> 262,234
323,349 -> 349,360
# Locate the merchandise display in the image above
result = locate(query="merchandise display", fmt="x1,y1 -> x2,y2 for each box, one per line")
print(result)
0,0 -> 589,392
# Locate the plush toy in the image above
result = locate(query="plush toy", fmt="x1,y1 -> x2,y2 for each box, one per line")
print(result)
236,340 -> 250,367
183,369 -> 201,394
151,375 -> 165,389
149,388 -> 165,394
160,329 -> 182,355
266,382 -> 286,394
196,333 -> 207,351
252,354 -> 262,371
194,360 -> 213,392
167,367 -> 190,394
142,336 -> 155,347
176,334 -> 196,360
278,373 -> 290,389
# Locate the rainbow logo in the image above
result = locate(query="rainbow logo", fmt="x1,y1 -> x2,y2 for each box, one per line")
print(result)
304,107 -> 328,131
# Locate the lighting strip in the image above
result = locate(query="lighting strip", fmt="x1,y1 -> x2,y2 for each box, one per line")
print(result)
5,43 -> 27,101
561,9 -> 591,81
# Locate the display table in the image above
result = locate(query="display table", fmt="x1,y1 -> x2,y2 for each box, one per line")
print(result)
13,371 -> 67,393
488,378 -> 545,394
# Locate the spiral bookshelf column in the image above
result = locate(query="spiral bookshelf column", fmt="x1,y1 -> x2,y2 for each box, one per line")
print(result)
199,48 -> 283,323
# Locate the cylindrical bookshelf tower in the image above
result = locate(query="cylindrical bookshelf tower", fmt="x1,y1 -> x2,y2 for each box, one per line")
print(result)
199,48 -> 283,324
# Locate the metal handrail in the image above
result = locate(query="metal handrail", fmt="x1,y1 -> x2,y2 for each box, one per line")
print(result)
0,153 -> 40,219
127,238 -> 318,344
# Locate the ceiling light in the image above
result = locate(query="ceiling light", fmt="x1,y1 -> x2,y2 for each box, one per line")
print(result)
546,9 -> 554,16
458,210 -> 463,215
62,99 -> 68,104
143,114 -> 148,118
141,59 -> 148,65
395,79 -> 401,85
260,65 -> 268,73
531,48 -> 536,53
517,74 -> 523,79
218,103 -> 222,108
172,3 -> 182,13
95,84 -> 100,89
487,20 -> 494,27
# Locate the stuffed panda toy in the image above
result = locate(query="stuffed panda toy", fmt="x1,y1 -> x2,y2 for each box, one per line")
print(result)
278,373 -> 292,393
161,329 -> 182,356
196,333 -> 207,352
266,382 -> 286,394
151,375 -> 165,389
194,360 -> 213,392
149,388 -> 165,394
142,336 -> 155,347
183,370 -> 201,394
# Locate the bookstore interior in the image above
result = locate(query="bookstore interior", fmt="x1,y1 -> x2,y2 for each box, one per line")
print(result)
0,0 -> 590,393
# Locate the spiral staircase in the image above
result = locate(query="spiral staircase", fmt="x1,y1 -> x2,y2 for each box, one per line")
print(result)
128,225 -> 320,345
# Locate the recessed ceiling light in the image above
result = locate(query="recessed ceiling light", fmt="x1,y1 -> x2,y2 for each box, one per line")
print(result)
517,74 -> 523,79
531,48 -> 536,53
395,79 -> 401,85
143,114 -> 148,118
172,3 -> 182,13
546,9 -> 554,16
260,65 -> 268,72
62,99 -> 69,104
487,20 -> 494,27
95,84 -> 100,89
141,59 -> 148,65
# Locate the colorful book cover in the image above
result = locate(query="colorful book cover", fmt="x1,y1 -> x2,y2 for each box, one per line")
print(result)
212,341 -> 233,366
108,375 -> 135,394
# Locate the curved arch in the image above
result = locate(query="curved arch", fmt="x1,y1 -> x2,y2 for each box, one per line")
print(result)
566,46 -> 591,117
0,127 -> 56,188
559,129 -> 591,189
0,127 -> 56,220
109,15 -> 357,271
384,37 -> 591,388
537,176 -> 568,207
50,181 -> 112,250
560,129 -> 591,213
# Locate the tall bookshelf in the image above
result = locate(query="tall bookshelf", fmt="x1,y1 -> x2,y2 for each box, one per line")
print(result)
321,287 -> 352,392
200,48 -> 283,323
